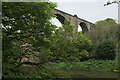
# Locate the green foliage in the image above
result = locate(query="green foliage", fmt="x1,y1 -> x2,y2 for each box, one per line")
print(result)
75,32 -> 92,52
49,19 -> 92,62
2,2 -> 57,78
96,39 -> 116,60
44,59 -> 115,71
84,18 -> 118,60
2,2 -> 92,78
85,18 -> 118,46
79,49 -> 89,59
4,2 -> 116,79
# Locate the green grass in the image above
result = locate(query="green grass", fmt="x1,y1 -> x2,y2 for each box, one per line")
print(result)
44,59 -> 116,71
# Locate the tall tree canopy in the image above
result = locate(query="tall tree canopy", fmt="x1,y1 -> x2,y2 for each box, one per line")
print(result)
2,2 -> 57,78
85,18 -> 118,46
84,18 -> 119,60
2,2 -> 95,78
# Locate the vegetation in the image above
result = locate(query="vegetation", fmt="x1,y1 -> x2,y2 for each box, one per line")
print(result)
104,0 -> 118,6
2,2 -> 57,79
2,1 -> 120,79
84,18 -> 118,60
44,59 -> 115,71
2,2 -> 92,79
96,39 -> 116,60
49,19 -> 92,62
85,18 -> 118,46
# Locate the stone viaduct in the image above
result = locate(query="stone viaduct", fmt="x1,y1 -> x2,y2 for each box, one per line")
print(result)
54,9 -> 95,33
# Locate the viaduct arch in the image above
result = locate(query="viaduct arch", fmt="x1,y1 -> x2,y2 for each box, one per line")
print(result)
53,9 -> 95,33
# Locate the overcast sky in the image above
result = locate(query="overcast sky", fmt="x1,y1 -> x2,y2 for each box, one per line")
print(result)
50,0 -> 118,23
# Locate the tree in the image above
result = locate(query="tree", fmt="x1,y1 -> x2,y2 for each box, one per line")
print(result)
104,0 -> 118,6
84,18 -> 118,60
96,39 -> 116,60
85,18 -> 118,46
49,19 -> 92,62
2,2 -> 57,78
104,0 -> 120,69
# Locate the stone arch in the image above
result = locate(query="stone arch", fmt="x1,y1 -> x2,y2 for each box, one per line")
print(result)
55,14 -> 65,24
79,22 -> 88,33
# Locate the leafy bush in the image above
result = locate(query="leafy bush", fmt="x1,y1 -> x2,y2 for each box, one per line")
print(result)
44,59 -> 115,71
96,39 -> 116,60
79,49 -> 89,61
49,19 -> 92,62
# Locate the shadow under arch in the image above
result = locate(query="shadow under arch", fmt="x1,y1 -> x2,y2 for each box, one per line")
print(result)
79,22 -> 88,33
55,14 -> 65,24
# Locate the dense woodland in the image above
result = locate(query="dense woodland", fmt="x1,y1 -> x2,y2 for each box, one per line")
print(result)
2,2 -> 120,79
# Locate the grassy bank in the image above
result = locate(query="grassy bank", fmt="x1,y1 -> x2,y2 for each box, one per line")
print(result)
8,59 -> 118,79
44,59 -> 116,71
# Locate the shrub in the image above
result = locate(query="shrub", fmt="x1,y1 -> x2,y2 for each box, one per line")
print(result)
96,39 -> 116,60
78,49 -> 89,61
